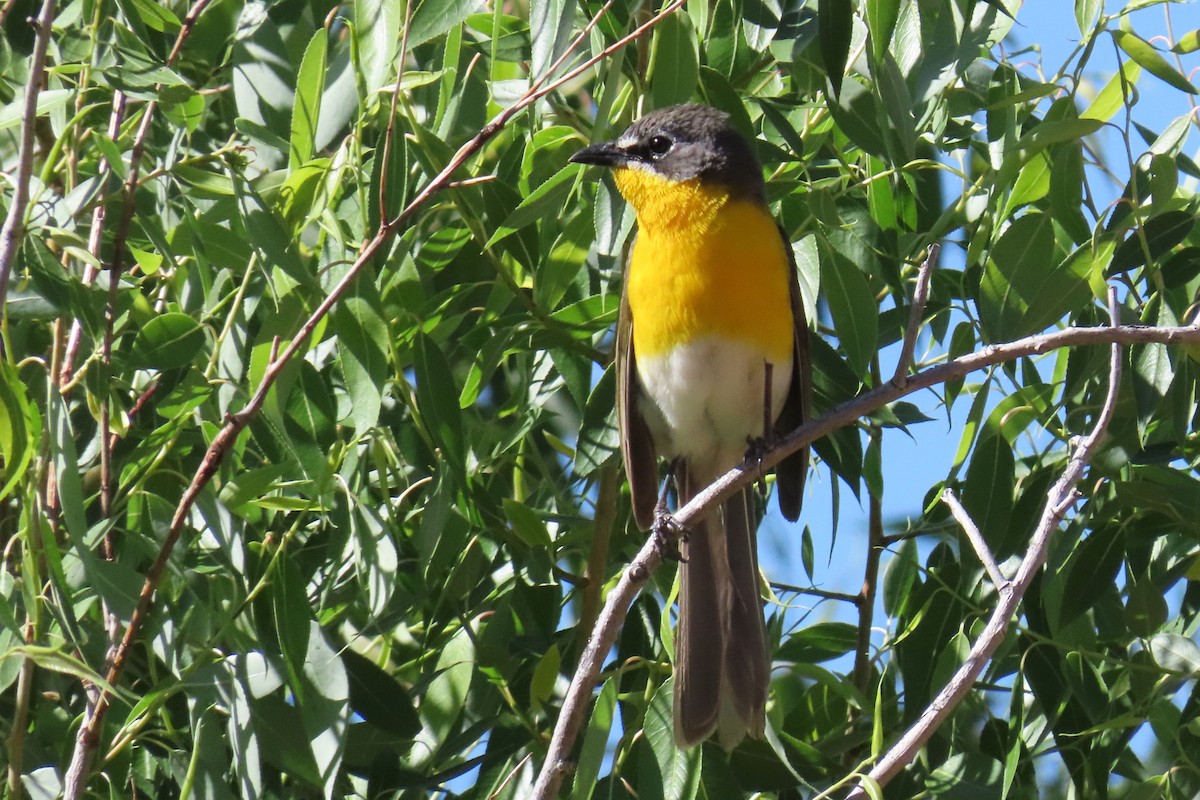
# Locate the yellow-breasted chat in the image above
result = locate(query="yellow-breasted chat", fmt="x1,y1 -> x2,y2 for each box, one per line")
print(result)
572,103 -> 811,749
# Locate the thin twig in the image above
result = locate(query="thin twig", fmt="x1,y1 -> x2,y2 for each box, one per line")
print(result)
0,0 -> 58,313
941,488 -> 1007,589
771,581 -> 862,605
843,288 -> 1124,797
58,0 -> 214,386
852,375 -> 884,703
59,93 -> 127,384
891,243 -> 939,387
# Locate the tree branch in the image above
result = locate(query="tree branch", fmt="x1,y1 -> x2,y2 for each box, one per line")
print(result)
843,288 -> 1124,797
941,488 -> 1007,589
0,0 -> 58,315
537,302 -> 1187,796
892,243 -> 939,386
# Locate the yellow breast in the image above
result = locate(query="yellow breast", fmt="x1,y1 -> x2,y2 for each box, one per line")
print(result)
615,167 -> 794,363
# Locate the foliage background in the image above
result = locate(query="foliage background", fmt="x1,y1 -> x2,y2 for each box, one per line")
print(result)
1,0 -> 1200,797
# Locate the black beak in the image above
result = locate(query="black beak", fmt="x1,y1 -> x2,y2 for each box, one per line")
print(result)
570,141 -> 625,168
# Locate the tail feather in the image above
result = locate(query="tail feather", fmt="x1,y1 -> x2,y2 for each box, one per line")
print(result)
672,462 -> 769,749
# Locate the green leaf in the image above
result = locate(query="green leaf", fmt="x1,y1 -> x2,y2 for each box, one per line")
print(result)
271,558 -> 313,701
1080,60 -> 1141,122
502,499 -> 552,547
290,29 -> 328,171
743,0 -> 781,52
130,312 -> 206,370
335,294 -> 389,435
487,164 -> 580,247
572,677 -> 618,800
1050,143 -> 1091,243
866,0 -> 900,62
160,85 -> 205,132
1075,0 -> 1101,37
119,0 -> 181,31
232,172 -> 313,287
1110,210 -> 1196,273
1113,30 -> 1199,95
409,0 -> 482,49
423,626 -> 475,741
1172,29 -> 1200,54
820,241 -> 878,379
1017,118 -> 1105,152
1,646 -> 116,696
1161,246 -> 1200,288
961,433 -> 1014,554
343,648 -> 420,738
1004,151 -> 1050,214
412,333 -> 465,472
355,0 -> 401,96
1148,633 -> 1200,675
883,537 -> 918,617
0,362 -> 36,503
979,213 -> 1091,340
818,0 -> 853,97
777,621 -> 859,663
650,14 -> 699,108
1058,527 -> 1123,625
644,679 -> 702,800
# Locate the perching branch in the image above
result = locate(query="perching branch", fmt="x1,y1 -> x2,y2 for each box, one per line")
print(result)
843,288 -> 1124,797
59,1 -> 688,795
534,298 -> 1189,796
0,0 -> 58,315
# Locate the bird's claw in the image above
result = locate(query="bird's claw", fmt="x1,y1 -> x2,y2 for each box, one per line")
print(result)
652,508 -> 686,562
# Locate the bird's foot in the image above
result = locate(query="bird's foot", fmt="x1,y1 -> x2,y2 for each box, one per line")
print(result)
652,506 -> 686,563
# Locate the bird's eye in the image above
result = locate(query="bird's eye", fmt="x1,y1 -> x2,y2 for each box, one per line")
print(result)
647,134 -> 672,157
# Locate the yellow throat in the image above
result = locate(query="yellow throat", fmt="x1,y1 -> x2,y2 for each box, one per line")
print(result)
614,166 -> 794,363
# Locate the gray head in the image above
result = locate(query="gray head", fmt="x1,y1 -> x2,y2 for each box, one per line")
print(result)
571,104 -> 765,200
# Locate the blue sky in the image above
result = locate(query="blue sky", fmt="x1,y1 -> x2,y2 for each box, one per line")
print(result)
760,0 -> 1196,667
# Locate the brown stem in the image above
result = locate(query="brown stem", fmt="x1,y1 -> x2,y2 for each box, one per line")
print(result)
0,0 -> 58,314
853,424 -> 884,698
891,243 -> 939,387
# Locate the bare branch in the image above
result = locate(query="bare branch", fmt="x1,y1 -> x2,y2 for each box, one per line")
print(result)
892,243 -> 939,386
941,488 -> 1007,589
677,317 -> 1197,528
0,0 -> 58,314
843,288 -> 1124,797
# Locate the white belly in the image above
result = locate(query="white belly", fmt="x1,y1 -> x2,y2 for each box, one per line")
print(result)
636,336 -> 793,472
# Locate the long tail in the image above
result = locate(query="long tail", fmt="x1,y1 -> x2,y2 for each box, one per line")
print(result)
673,462 -> 769,749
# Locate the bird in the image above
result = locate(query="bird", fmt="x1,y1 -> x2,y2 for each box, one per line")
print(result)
571,103 -> 810,749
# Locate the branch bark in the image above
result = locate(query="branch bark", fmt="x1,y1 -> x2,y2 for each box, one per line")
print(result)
0,0 -> 57,313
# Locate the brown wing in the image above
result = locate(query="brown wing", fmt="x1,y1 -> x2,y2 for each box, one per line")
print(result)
617,274 -> 659,531
773,223 -> 810,522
